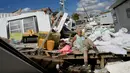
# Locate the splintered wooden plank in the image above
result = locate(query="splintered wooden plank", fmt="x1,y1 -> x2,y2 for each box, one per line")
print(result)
27,55 -> 64,63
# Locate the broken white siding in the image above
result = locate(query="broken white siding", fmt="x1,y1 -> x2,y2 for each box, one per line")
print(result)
106,61 -> 130,73
97,12 -> 114,25
0,18 -> 8,38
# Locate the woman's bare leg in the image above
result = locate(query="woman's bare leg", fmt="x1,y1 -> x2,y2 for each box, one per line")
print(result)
84,50 -> 88,66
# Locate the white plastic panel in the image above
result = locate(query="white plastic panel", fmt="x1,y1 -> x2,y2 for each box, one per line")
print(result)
57,13 -> 68,32
36,12 -> 51,32
0,18 -> 8,38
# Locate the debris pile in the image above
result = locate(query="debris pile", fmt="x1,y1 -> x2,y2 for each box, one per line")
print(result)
88,27 -> 130,55
94,68 -> 109,73
67,65 -> 91,73
105,61 -> 130,73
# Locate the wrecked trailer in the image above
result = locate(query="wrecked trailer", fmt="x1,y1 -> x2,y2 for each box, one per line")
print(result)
0,11 -> 79,73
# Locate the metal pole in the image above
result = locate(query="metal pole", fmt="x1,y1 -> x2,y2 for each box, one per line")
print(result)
81,3 -> 90,21
60,0 -> 65,12
79,0 -> 90,21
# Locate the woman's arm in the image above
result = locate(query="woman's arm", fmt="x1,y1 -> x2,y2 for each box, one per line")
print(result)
71,35 -> 76,46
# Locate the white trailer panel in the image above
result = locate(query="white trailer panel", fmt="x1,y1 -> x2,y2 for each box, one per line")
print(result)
0,11 -> 51,38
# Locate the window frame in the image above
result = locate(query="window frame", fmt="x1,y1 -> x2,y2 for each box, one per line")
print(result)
8,16 -> 38,35
126,8 -> 130,18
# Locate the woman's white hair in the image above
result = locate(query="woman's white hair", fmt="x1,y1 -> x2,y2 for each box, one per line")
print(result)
76,28 -> 82,33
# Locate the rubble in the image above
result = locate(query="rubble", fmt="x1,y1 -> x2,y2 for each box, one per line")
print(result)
67,65 -> 91,73
96,45 -> 127,54
1,0 -> 130,72
87,27 -> 130,55
105,61 -> 130,73
94,68 -> 109,73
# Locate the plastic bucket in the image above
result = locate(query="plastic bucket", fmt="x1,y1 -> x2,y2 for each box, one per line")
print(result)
47,40 -> 55,51
38,38 -> 46,49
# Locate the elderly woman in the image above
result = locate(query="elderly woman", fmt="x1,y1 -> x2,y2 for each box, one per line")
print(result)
71,29 -> 98,66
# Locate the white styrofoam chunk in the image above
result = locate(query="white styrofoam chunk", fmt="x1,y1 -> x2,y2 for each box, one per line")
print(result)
106,61 -> 130,73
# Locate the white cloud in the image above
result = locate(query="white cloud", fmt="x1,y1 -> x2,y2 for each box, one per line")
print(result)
22,7 -> 31,12
87,10 -> 102,15
77,2 -> 108,11
98,3 -> 105,7
77,0 -> 98,7
76,0 -> 114,16
76,8 -> 84,12
105,6 -> 110,10
77,9 -> 102,18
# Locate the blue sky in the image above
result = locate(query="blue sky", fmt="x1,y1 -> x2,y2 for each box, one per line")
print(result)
0,0 -> 79,14
0,0 -> 114,15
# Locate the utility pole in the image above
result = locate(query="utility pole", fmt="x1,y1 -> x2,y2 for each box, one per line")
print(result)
79,0 -> 90,22
60,0 -> 65,12
81,4 -> 90,21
